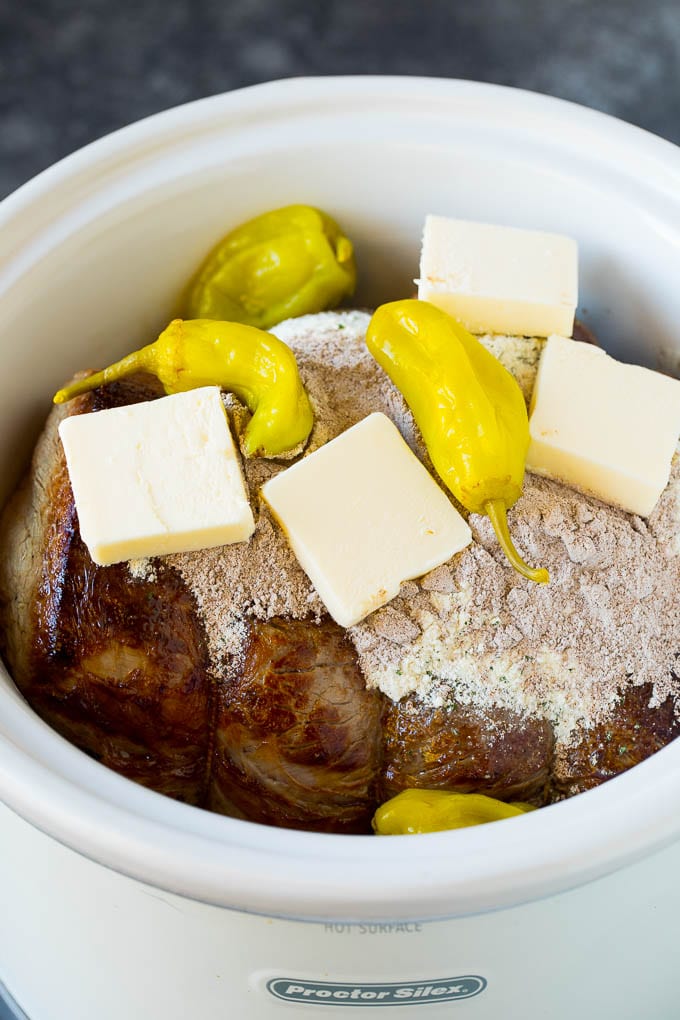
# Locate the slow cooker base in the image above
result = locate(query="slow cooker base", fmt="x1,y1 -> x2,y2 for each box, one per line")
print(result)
1,798 -> 678,1020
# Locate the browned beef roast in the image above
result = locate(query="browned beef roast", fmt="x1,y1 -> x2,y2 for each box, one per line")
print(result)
381,696 -> 554,806
0,376 -> 387,827
209,619 -> 384,832
0,375 -> 215,803
0,370 -> 678,832
553,683 -> 680,799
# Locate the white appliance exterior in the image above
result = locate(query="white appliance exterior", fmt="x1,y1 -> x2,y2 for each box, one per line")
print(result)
3,800 -> 679,1020
1,78 -> 680,1018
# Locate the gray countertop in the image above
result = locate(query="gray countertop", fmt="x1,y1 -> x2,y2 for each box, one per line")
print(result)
1,2 -> 679,1017
2,0 -> 680,201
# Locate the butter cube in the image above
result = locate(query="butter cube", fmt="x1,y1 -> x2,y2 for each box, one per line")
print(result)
418,215 -> 577,338
59,386 -> 254,565
527,336 -> 680,516
261,412 -> 472,628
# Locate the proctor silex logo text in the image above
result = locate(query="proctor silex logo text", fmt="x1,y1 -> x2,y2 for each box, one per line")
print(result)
266,976 -> 487,1006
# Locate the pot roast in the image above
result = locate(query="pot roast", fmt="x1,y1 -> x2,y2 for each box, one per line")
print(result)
1,315 -> 679,834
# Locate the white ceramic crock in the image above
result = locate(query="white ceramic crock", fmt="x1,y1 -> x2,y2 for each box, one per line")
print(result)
2,77 -> 680,1020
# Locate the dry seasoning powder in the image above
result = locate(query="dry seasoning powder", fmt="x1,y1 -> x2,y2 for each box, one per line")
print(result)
150,311 -> 680,755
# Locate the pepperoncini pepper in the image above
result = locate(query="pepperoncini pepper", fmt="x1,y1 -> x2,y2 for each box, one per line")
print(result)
184,204 -> 357,328
372,788 -> 534,835
53,318 -> 314,458
366,299 -> 549,584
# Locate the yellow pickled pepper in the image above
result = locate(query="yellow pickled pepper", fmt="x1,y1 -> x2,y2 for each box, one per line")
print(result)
185,204 -> 357,328
373,788 -> 534,835
366,300 -> 548,584
54,318 -> 314,458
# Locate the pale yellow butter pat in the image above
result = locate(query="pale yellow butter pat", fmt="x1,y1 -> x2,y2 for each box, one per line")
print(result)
262,412 -> 472,628
527,335 -> 680,516
59,386 -> 254,565
418,215 -> 577,338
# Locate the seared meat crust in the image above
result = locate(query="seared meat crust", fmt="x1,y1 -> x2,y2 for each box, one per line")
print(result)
381,696 -> 554,806
209,619 -> 384,832
553,683 -> 680,799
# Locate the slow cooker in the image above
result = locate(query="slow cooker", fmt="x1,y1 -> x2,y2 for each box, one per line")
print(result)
1,77 -> 680,1020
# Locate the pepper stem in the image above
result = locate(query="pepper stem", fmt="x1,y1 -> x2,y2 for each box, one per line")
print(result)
335,236 -> 354,266
484,499 -> 549,585
53,347 -> 154,404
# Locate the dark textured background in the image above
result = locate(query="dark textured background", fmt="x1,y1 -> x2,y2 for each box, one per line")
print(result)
1,2 -> 680,1017
2,0 -> 680,200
